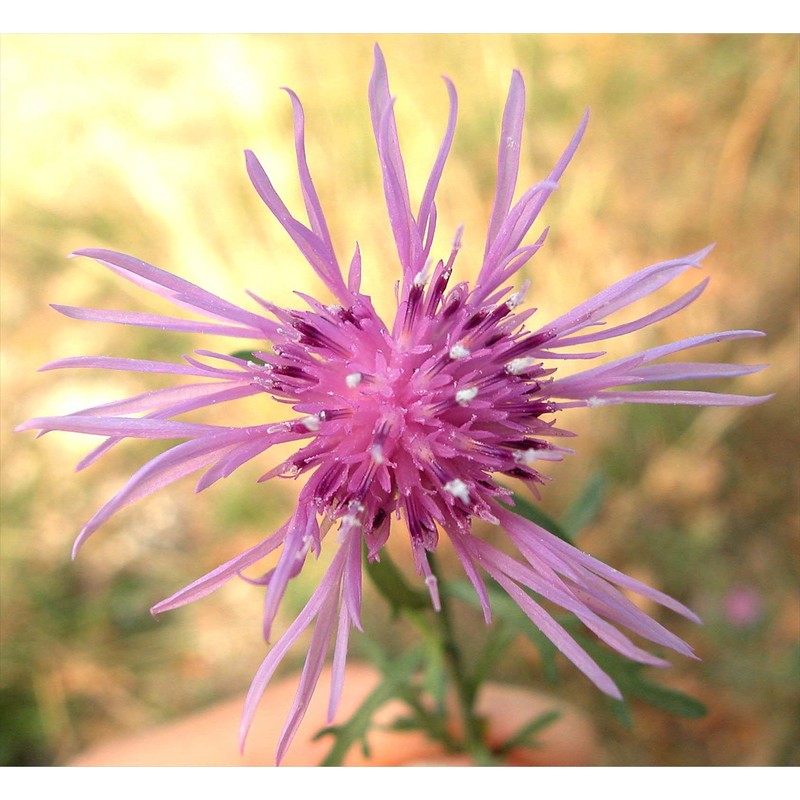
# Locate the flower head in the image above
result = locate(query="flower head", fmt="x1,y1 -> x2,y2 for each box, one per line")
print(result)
18,45 -> 769,762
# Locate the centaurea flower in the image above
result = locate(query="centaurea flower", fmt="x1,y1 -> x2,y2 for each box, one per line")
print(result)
18,45 -> 769,762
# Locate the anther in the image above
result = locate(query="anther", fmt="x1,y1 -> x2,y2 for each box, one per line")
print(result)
505,357 -> 539,375
449,343 -> 470,360
506,280 -> 530,310
444,478 -> 470,504
455,386 -> 478,406
413,260 -> 433,287
300,415 -> 321,432
514,449 -> 540,466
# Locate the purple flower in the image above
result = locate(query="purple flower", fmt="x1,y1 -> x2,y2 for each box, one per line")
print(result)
18,45 -> 769,762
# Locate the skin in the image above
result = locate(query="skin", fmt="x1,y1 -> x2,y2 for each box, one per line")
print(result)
69,663 -> 597,767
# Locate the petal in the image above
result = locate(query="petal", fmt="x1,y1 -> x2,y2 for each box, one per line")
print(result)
16,415 -> 226,439
548,278 -> 710,348
475,109 -> 589,302
70,249 -> 277,336
485,70 -> 526,255
417,76 -> 458,248
283,87 -> 335,250
327,603 -> 352,723
534,248 -> 713,344
51,304 -> 266,339
239,539 -> 350,752
244,150 -> 350,302
275,582 -> 340,764
151,522 -> 290,614
38,355 -> 216,377
368,44 -> 420,282
70,433 -> 246,556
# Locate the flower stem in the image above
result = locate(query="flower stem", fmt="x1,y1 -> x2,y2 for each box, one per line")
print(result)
428,553 -> 498,766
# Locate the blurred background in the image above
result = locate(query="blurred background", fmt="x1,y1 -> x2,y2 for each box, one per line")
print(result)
1,34 -> 797,766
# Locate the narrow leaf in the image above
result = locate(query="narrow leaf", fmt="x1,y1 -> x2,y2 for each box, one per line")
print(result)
364,545 -> 429,613
563,473 -> 608,536
496,710 -> 562,755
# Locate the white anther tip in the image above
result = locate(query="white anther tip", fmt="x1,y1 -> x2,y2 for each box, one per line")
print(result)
455,386 -> 478,406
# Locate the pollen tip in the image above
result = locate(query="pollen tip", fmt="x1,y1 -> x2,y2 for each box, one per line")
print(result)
413,260 -> 433,287
506,357 -> 537,375
586,396 -> 607,408
425,574 -> 441,612
449,343 -> 470,360
345,371 -> 362,388
444,478 -> 470,504
514,449 -> 539,466
455,386 -> 478,406
300,415 -> 321,432
507,280 -> 531,309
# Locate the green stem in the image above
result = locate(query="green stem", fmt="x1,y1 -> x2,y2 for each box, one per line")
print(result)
428,553 -> 497,766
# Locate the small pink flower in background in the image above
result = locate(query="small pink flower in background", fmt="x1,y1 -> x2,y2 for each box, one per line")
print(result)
18,45 -> 769,762
723,586 -> 764,627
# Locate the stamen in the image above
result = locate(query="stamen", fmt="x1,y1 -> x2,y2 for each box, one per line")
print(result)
505,357 -> 539,375
319,408 -> 352,421
272,365 -> 314,386
444,478 -> 470,503
464,309 -> 488,330
345,372 -> 362,388
371,508 -> 387,531
449,343 -> 470,360
339,500 -> 365,538
507,280 -> 531,309
514,449 -> 540,466
300,415 -> 321,432
413,260 -> 433,287
337,306 -> 363,329
455,386 -> 478,406
442,294 -> 463,319
425,265 -> 452,316
425,573 -> 441,611
370,444 -> 385,464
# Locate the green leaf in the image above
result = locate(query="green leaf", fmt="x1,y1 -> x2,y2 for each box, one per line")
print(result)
563,472 -> 608,536
229,350 -> 266,365
422,632 -> 448,712
496,710 -> 561,755
573,634 -> 708,720
315,646 -> 425,766
608,697 -> 634,728
446,581 -> 560,684
500,495 -> 574,544
384,704 -> 455,748
364,545 -> 429,614
623,678 -> 707,719
468,622 -> 518,691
